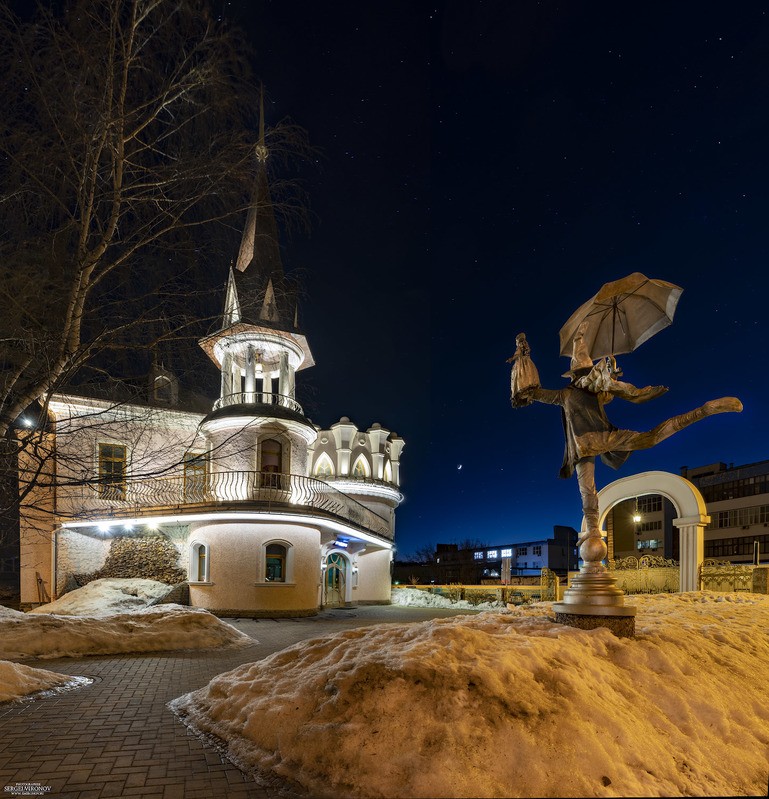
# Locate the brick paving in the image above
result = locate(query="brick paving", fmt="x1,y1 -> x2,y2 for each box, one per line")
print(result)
0,606 -> 476,799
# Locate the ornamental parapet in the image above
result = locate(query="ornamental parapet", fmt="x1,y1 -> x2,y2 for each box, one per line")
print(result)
56,470 -> 392,540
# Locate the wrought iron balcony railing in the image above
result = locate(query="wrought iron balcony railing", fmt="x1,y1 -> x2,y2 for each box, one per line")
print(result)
58,470 -> 392,540
212,392 -> 304,415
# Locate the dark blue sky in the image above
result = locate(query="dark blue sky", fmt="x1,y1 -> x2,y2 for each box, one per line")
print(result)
232,1 -> 769,557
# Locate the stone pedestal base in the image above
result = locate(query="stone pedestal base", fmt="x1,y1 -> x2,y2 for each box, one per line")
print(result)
554,609 -> 635,638
553,566 -> 636,638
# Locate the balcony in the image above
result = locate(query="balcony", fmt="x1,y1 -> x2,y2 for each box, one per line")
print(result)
212,392 -> 304,415
56,471 -> 392,540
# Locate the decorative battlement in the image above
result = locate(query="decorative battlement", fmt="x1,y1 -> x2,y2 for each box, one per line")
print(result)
310,416 -> 405,492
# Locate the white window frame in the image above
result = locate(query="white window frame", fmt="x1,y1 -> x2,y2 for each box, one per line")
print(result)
189,541 -> 210,583
259,539 -> 295,585
96,440 -> 129,500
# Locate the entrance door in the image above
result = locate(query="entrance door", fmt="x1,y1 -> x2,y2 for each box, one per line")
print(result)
324,552 -> 347,607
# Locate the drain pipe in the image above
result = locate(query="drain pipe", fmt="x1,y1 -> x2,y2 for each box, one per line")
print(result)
51,525 -> 59,600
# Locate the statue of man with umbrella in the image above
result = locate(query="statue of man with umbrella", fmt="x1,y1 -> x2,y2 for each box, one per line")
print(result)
510,273 -> 742,635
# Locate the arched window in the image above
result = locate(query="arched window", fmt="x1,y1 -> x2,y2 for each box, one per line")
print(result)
190,542 -> 209,583
260,438 -> 283,488
383,460 -> 393,483
314,453 -> 334,478
154,375 -> 173,404
265,543 -> 287,582
351,455 -> 370,478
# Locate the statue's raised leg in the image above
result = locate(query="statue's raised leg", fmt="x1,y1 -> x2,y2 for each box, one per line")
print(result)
576,397 -> 743,458
608,397 -> 743,453
630,397 -> 743,449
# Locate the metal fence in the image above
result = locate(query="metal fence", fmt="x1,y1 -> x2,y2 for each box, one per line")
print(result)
212,392 -> 304,414
698,559 -> 755,592
57,470 -> 393,539
602,555 -> 681,595
397,569 -> 562,605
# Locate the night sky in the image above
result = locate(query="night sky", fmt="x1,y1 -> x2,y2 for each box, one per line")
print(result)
229,1 -> 769,558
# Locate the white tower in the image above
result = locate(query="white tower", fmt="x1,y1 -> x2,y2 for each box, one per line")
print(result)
198,109 -> 316,484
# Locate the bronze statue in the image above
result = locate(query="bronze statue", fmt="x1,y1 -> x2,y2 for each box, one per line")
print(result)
509,325 -> 742,566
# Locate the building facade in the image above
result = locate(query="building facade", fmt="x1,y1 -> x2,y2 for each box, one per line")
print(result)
393,526 -> 579,585
18,142 -> 404,616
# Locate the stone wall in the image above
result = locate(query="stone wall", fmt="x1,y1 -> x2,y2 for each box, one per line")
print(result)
71,533 -> 186,588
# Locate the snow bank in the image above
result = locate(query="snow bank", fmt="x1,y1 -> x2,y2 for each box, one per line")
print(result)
391,587 -> 505,610
172,592 -> 769,798
1,605 -> 255,660
29,578 -> 176,616
0,660 -> 91,702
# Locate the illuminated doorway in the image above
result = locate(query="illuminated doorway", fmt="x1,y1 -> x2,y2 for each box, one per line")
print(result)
324,551 -> 348,607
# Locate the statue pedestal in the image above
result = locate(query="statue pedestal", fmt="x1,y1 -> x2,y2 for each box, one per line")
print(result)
553,568 -> 636,638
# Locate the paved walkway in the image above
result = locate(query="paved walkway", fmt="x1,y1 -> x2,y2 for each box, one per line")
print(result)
0,606 -> 477,799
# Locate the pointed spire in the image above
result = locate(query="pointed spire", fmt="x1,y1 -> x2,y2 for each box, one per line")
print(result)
223,86 -> 301,334
255,82 -> 269,164
234,85 -> 282,280
222,263 -> 242,327
259,278 -> 279,323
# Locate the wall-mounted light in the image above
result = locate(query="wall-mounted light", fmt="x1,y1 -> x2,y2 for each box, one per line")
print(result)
334,539 -> 348,548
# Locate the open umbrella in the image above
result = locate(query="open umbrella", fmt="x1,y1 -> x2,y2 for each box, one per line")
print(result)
559,272 -> 683,360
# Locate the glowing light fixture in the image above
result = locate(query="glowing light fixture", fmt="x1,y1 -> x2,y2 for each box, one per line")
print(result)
632,498 -> 642,524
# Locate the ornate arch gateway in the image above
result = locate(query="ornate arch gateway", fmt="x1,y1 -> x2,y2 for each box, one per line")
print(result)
589,470 -> 709,592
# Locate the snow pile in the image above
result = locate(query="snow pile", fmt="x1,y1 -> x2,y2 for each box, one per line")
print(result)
172,592 -> 769,798
0,605 -> 255,660
392,586 -> 505,610
0,660 -> 90,703
29,578 -> 176,616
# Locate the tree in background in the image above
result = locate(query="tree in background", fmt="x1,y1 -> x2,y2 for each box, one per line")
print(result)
0,0 -> 312,564
0,0 -> 309,436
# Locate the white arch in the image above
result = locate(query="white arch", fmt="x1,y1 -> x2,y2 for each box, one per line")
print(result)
589,471 -> 709,592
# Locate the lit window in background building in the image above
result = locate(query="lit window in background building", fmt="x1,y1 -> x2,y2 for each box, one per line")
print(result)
501,548 -> 512,557
487,550 -> 498,558
474,551 -> 484,560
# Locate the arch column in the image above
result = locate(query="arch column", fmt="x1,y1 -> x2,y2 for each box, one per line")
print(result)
673,514 -> 709,591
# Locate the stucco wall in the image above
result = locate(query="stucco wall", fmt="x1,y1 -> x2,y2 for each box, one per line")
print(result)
18,431 -> 57,606
187,520 -> 321,615
354,548 -> 393,603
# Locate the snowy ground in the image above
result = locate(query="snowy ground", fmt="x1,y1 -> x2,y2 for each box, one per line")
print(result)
0,660 -> 92,703
0,604 -> 255,660
172,592 -> 769,798
29,578 -> 175,616
392,586 -> 506,610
